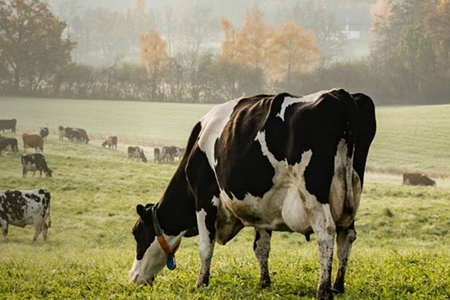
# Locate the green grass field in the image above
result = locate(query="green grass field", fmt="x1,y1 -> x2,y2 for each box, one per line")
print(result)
0,97 -> 449,299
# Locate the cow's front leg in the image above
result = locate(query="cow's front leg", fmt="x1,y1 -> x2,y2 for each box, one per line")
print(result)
1,220 -> 8,240
253,229 -> 272,287
332,225 -> 357,294
195,209 -> 216,287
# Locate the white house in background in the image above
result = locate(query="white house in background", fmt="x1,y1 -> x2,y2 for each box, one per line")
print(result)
335,9 -> 372,40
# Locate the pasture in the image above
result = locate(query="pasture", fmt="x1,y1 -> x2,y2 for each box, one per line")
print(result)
0,97 -> 449,299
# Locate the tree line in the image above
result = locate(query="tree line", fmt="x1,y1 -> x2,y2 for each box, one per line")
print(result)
0,0 -> 449,105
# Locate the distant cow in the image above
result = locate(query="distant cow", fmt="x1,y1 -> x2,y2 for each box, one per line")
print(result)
76,128 -> 89,143
162,146 -> 185,162
22,133 -> 44,153
0,189 -> 51,241
62,127 -> 82,142
21,153 -> 53,177
58,126 -> 89,143
128,146 -> 147,163
0,119 -> 16,134
402,173 -> 436,187
154,147 -> 161,163
0,137 -> 18,155
102,136 -> 118,149
154,146 -> 185,163
39,127 -> 49,140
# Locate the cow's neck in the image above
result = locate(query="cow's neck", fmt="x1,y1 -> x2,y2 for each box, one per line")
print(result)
156,166 -> 197,236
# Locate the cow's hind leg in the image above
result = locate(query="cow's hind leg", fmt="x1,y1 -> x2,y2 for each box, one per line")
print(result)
32,218 -> 44,241
253,229 -> 272,287
332,225 -> 357,294
308,203 -> 336,300
41,222 -> 49,241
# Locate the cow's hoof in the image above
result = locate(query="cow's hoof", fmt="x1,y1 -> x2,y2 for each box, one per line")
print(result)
260,278 -> 271,288
317,288 -> 334,300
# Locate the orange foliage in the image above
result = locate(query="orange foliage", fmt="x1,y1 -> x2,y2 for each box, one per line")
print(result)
220,9 -> 321,83
270,22 -> 321,81
139,28 -> 168,78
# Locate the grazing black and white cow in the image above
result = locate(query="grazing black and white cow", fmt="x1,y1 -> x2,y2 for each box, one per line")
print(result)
163,146 -> 185,162
0,137 -> 18,155
21,153 -> 53,177
129,89 -> 376,300
0,189 -> 51,241
154,146 -> 186,163
58,126 -> 88,143
128,146 -> 147,163
39,127 -> 49,140
0,119 -> 17,134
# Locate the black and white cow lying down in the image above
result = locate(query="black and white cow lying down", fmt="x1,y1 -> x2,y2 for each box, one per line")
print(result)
0,189 -> 51,241
129,89 -> 376,300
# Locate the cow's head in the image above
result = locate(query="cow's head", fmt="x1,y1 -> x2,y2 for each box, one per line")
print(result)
45,168 -> 53,177
129,203 -> 182,285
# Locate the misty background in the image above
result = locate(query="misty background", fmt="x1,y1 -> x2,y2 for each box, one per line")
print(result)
1,0 -> 449,105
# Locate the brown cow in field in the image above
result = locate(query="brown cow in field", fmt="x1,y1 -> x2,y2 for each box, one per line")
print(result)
402,173 -> 436,187
102,136 -> 118,149
22,133 -> 44,153
76,128 -> 90,143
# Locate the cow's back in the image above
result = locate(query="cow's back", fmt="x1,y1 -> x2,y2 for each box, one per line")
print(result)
0,189 -> 51,225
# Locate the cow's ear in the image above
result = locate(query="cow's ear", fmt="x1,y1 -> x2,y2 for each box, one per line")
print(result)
136,204 -> 148,219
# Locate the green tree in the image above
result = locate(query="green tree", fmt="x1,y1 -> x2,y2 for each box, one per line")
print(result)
0,0 -> 74,93
369,0 -> 450,104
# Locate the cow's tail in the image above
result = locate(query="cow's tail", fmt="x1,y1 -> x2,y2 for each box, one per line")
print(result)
46,197 -> 52,228
334,89 -> 358,209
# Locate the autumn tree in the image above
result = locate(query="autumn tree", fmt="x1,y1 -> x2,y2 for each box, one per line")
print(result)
0,0 -> 74,93
233,9 -> 274,92
270,21 -> 321,82
220,10 -> 322,94
140,28 -> 168,101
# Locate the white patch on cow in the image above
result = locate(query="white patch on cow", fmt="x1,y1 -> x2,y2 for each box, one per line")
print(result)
280,150 -> 314,233
129,237 -> 166,284
198,100 -> 239,171
254,130 -> 278,165
196,209 -> 212,251
211,196 -> 220,207
276,96 -> 303,121
276,90 -> 333,121
129,232 -> 185,285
